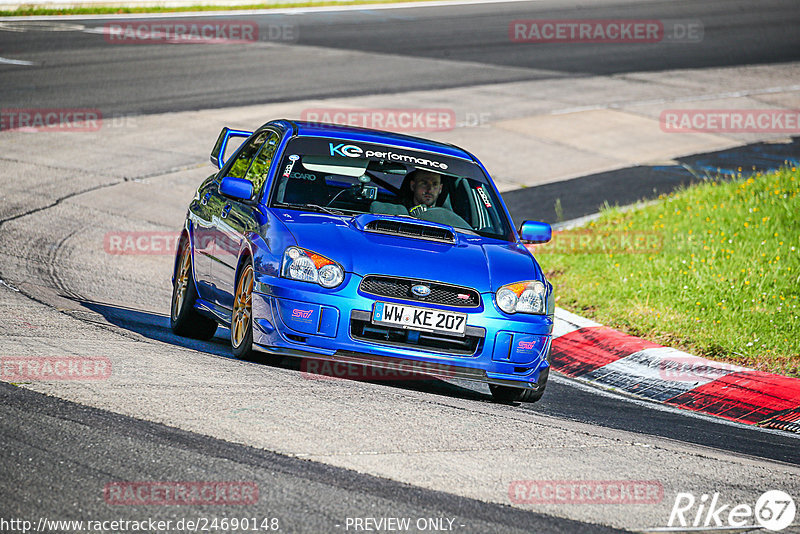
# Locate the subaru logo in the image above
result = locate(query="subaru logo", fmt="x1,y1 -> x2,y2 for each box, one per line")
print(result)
411,284 -> 431,297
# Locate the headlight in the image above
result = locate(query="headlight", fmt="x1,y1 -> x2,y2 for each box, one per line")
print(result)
496,281 -> 547,314
281,247 -> 344,288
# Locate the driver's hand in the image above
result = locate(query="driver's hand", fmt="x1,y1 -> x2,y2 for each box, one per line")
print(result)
409,204 -> 428,217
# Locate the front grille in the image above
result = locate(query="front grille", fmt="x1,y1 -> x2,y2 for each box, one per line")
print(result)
360,276 -> 481,308
365,220 -> 455,243
350,311 -> 484,356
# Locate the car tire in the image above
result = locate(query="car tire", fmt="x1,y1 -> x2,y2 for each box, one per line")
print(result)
489,367 -> 549,404
231,261 -> 255,360
170,239 -> 218,340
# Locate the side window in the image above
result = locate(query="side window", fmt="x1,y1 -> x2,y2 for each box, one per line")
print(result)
245,132 -> 279,195
226,131 -> 269,181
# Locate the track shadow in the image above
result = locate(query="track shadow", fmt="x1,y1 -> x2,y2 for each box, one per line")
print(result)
76,298 -> 490,402
77,299 -> 233,357
503,135 -> 800,226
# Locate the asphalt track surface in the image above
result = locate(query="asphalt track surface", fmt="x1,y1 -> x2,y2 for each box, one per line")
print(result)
35,294 -> 800,467
1,383 -> 616,534
0,0 -> 798,114
2,0 -> 800,532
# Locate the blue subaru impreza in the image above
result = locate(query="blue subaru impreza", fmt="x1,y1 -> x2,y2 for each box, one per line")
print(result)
171,119 -> 554,402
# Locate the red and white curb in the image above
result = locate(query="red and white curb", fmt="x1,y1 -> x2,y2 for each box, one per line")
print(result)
550,308 -> 800,433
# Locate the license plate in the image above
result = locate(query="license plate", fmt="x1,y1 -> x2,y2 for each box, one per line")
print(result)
372,302 -> 467,337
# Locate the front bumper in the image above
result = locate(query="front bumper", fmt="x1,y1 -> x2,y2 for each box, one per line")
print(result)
251,273 -> 552,388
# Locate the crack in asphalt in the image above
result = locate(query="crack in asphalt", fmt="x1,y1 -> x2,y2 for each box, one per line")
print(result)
0,159 -> 205,227
0,160 -> 210,346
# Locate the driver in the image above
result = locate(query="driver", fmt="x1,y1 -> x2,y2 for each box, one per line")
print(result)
405,169 -> 443,216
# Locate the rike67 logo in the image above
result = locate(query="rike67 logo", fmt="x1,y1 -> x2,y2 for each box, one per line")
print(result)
668,490 -> 796,531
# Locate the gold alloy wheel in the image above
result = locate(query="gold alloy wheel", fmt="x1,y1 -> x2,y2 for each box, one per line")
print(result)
231,264 -> 253,349
172,243 -> 191,321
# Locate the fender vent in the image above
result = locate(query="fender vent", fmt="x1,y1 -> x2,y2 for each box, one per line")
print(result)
365,220 -> 454,243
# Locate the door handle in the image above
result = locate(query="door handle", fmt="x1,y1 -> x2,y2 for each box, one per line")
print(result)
201,192 -> 211,205
221,204 -> 232,219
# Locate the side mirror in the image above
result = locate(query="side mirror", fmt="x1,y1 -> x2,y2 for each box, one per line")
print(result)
210,127 -> 253,169
219,176 -> 254,202
519,221 -> 552,244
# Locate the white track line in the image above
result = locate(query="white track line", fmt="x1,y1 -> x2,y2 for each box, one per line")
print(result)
0,56 -> 34,65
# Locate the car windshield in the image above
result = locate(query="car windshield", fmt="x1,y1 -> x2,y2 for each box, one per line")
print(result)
269,136 -> 514,241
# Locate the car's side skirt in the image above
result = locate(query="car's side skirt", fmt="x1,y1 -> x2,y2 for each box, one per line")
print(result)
194,298 -> 232,326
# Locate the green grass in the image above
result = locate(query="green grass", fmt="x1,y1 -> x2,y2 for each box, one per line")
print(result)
0,0 -> 418,16
539,165 -> 800,377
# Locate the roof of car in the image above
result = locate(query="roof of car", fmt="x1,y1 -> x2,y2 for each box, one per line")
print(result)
284,120 -> 475,161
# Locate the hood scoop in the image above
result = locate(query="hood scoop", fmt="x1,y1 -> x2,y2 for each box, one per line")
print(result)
364,219 -> 455,244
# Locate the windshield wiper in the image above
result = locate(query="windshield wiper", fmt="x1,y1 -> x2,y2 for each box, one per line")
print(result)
276,203 -> 350,216
308,204 -> 350,216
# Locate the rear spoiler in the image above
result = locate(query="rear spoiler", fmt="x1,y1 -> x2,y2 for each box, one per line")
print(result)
210,127 -> 253,169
